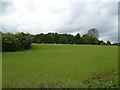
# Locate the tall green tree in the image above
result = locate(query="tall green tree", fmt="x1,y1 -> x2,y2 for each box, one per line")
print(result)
73,33 -> 81,44
15,32 -> 32,49
82,34 -> 99,45
2,33 -> 20,51
87,28 -> 99,39
107,41 -> 111,45
59,35 -> 68,44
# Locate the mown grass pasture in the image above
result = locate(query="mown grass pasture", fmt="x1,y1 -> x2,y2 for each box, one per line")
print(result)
2,44 -> 118,88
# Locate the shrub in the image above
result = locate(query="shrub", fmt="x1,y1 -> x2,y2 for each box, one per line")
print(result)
2,33 -> 20,52
2,32 -> 32,52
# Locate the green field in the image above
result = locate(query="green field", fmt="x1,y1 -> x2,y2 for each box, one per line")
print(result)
2,44 -> 118,88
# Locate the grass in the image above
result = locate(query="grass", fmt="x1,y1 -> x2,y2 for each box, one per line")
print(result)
2,44 -> 118,88
82,70 -> 119,88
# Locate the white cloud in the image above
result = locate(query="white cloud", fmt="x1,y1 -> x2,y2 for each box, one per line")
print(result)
0,0 -> 118,43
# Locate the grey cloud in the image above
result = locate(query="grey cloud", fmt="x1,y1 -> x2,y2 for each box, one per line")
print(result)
57,2 -> 118,43
0,0 -> 118,43
0,1 -> 15,15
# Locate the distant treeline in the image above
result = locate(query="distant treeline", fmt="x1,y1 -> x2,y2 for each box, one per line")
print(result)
1,28 -> 114,52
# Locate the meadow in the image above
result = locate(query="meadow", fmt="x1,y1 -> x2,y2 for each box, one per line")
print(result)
2,44 -> 118,88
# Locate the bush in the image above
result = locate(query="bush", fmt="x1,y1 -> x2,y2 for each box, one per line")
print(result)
15,32 -> 32,49
2,33 -> 21,52
2,32 -> 32,52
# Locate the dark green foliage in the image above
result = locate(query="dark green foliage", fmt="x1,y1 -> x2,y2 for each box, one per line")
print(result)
34,33 -> 45,43
44,33 -> 54,43
101,42 -> 106,45
73,33 -> 81,44
112,43 -> 120,46
98,40 -> 104,45
33,28 -> 103,45
59,35 -> 68,44
82,34 -> 99,45
76,38 -> 82,44
2,28 -> 112,52
107,41 -> 111,45
82,34 -> 91,44
34,33 -> 74,44
2,33 -> 21,51
87,28 -> 99,39
2,32 -> 32,52
52,33 -> 61,43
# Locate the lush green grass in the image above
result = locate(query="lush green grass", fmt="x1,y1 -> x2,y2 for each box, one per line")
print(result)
2,44 -> 118,88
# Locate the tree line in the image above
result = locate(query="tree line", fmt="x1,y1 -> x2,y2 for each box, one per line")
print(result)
34,28 -> 111,45
1,28 -> 112,52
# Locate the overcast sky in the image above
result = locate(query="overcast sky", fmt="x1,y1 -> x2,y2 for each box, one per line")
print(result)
0,0 -> 119,43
